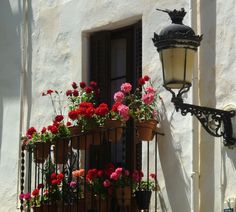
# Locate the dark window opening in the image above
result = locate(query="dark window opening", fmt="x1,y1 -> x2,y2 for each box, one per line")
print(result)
89,21 -> 142,171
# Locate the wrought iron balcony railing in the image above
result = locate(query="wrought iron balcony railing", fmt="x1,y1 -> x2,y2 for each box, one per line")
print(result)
20,124 -> 163,212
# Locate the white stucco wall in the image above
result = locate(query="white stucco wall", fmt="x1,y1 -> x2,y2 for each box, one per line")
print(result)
29,1 -> 192,212
1,0 -> 236,211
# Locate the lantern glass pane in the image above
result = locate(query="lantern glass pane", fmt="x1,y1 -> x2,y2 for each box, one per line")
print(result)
160,48 -> 195,89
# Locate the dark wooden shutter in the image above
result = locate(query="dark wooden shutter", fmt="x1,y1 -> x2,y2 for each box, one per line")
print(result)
90,31 -> 111,104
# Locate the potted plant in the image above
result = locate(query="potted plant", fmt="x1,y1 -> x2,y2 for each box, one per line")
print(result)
122,76 -> 161,141
22,127 -> 51,164
109,167 -> 132,207
48,115 -> 71,164
104,101 -> 129,142
133,171 -> 157,210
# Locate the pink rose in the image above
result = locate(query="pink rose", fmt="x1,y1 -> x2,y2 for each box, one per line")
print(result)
121,83 -> 132,93
117,104 -> 129,121
110,172 -> 119,181
142,93 -> 155,105
103,179 -> 111,187
114,91 -> 124,102
145,86 -> 155,93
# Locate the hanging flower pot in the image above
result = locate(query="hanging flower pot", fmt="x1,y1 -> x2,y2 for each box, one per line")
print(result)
74,127 -> 104,150
54,138 -> 69,164
116,186 -> 132,207
69,125 -> 82,149
33,141 -> 50,163
134,190 -> 152,210
136,120 -> 158,141
105,120 -> 124,142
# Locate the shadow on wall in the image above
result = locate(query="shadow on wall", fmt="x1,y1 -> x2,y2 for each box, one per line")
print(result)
0,0 -> 32,159
0,0 -> 21,160
158,104 -> 191,212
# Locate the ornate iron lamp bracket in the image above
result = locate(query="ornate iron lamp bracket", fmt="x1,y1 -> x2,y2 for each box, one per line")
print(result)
164,85 -> 236,146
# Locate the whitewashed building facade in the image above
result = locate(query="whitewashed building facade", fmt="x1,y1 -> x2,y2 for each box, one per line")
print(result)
0,0 -> 236,211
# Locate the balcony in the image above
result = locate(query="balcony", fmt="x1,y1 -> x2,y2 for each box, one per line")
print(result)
20,124 -> 162,212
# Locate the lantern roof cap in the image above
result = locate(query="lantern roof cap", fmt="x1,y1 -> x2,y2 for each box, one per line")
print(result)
153,8 -> 202,52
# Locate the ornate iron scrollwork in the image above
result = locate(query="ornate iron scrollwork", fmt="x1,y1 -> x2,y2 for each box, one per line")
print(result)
171,97 -> 236,146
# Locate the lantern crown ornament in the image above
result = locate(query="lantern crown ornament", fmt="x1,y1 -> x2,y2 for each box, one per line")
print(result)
153,8 -> 202,52
152,8 -> 236,146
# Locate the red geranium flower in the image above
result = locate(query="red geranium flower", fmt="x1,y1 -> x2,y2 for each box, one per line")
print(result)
85,107 -> 95,118
48,125 -> 58,134
143,75 -> 150,81
73,90 -> 79,97
26,127 -> 37,137
66,90 -> 73,96
32,189 -> 39,196
85,87 -> 92,94
37,183 -> 44,189
41,127 -> 46,134
54,115 -> 64,122
47,89 -> 54,95
80,82 -> 86,89
138,78 -> 145,86
111,102 -> 121,112
51,173 -> 57,179
72,82 -> 78,89
66,121 -> 72,126
57,173 -> 64,180
68,110 -> 78,120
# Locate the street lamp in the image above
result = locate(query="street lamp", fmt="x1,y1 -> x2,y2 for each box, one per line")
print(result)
152,8 -> 236,146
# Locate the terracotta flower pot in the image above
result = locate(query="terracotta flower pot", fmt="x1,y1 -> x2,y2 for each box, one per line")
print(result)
134,190 -> 152,210
54,139 -> 69,164
69,125 -> 82,149
116,186 -> 132,207
136,120 -> 158,141
105,120 -> 124,142
33,142 -> 50,163
75,128 -> 104,150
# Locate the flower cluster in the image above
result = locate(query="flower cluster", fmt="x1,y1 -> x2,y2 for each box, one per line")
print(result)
113,76 -> 161,123
132,171 -> 157,191
66,81 -> 100,111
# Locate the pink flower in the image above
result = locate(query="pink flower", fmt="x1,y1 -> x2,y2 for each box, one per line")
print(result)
24,192 -> 31,200
110,172 -> 119,181
121,83 -> 132,93
117,104 -> 129,121
145,86 -> 155,93
103,179 -> 111,187
19,193 -> 25,200
115,167 -> 123,176
142,93 -> 155,105
114,91 -> 124,102
70,181 -> 77,188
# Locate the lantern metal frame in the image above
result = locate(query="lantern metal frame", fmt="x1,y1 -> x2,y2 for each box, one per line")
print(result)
153,8 -> 236,146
